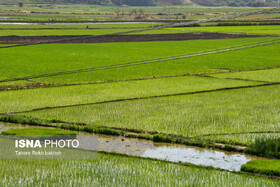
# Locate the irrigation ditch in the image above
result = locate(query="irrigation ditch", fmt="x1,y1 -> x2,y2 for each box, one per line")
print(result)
0,120 -> 279,178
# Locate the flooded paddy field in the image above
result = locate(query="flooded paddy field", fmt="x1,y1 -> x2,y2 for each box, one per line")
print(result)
0,5 -> 279,185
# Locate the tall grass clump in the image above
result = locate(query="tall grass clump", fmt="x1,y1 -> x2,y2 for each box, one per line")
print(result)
153,134 -> 172,143
245,137 -> 280,158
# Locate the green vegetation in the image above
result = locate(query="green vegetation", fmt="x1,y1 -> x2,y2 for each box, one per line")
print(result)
0,28 -> 133,36
205,133 -> 280,146
2,24 -> 280,36
212,68 -> 280,83
0,23 -> 159,29
1,38 -> 279,84
0,23 -> 160,36
24,85 -> 280,144
0,153 -> 279,186
241,160 -> 280,177
0,38 -> 279,147
0,4 -> 273,22
0,4 -> 280,185
0,114 -> 60,125
0,0 -> 158,6
1,127 -> 76,135
0,76 -> 258,113
135,25 -> 280,36
153,134 -> 172,142
0,77 -> 30,86
245,137 -> 280,158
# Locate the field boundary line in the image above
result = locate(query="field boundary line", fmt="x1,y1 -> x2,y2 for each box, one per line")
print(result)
1,38 -> 280,84
1,82 -> 279,115
198,75 -> 274,84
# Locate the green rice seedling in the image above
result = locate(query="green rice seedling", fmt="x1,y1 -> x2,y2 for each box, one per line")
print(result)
0,153 -> 279,186
212,68 -> 280,83
0,75 -> 258,113
26,85 -> 280,145
1,37 -> 279,84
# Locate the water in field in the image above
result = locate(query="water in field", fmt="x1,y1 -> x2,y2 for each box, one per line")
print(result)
0,122 -> 24,133
0,17 -> 13,20
94,134 -> 253,171
0,122 -> 253,171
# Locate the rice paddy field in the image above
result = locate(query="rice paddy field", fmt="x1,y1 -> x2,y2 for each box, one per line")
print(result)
0,4 -> 269,21
0,4 -> 279,186
1,24 -> 280,36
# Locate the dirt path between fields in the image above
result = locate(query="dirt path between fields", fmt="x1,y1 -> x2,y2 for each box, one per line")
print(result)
0,32 -> 263,44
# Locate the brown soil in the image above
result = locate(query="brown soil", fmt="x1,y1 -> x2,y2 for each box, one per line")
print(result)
0,32 -> 262,44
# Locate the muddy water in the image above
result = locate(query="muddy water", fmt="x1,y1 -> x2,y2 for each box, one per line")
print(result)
0,122 -> 253,171
86,133 -> 253,171
0,122 -> 24,133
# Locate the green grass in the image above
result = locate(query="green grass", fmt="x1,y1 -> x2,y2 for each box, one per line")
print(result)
245,137 -> 280,158
0,4 -> 265,22
0,28 -> 136,36
24,85 -> 280,145
3,25 -> 280,36
0,153 -> 279,186
0,76 -> 31,86
205,133 -> 280,146
0,4 -> 262,14
1,127 -> 76,135
212,68 -> 280,83
0,75 -> 257,113
241,160 -> 280,177
0,4 -> 279,185
0,23 -> 160,29
159,25 -> 280,36
0,23 -> 160,36
0,37 -> 279,84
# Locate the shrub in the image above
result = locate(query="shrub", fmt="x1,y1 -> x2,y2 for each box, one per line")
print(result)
245,137 -> 280,158
153,134 -> 172,143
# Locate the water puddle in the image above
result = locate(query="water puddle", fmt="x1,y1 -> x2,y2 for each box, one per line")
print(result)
88,133 -> 253,171
142,147 -> 249,171
0,122 -> 23,133
0,122 -> 254,171
0,17 -> 14,20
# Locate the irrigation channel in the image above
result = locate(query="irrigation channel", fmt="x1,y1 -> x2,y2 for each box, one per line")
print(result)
0,122 -> 259,172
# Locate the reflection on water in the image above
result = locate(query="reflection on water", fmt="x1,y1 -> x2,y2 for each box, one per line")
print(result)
142,147 -> 250,171
93,134 -> 253,171
0,122 -> 253,171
